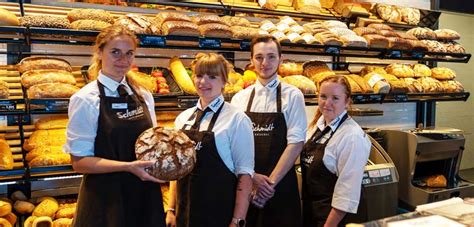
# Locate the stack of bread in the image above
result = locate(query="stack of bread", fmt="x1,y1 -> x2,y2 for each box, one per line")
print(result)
343,74 -> 373,94
16,195 -> 75,227
375,4 -> 420,25
23,116 -> 70,167
115,13 -> 160,35
407,27 -> 465,53
156,12 -> 199,36
224,16 -> 260,40
192,14 -> 233,38
67,8 -> 114,31
359,66 -> 391,94
434,29 -> 465,54
302,61 -> 335,91
354,23 -> 423,50
260,17 -> 305,44
431,67 -> 464,92
18,57 -> 80,99
277,60 -> 316,94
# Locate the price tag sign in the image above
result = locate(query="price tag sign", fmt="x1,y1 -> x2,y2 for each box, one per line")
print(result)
199,38 -> 221,48
240,41 -> 250,50
412,51 -> 424,59
325,47 -> 340,54
0,101 -> 16,111
369,94 -> 383,102
45,100 -> 69,111
388,50 -> 402,58
393,94 -> 408,102
352,95 -> 368,103
140,36 -> 166,47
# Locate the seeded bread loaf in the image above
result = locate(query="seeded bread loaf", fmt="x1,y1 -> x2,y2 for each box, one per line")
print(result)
67,8 -> 114,23
18,57 -> 72,73
161,21 -> 199,36
20,15 -> 70,29
27,83 -> 80,99
21,69 -> 76,88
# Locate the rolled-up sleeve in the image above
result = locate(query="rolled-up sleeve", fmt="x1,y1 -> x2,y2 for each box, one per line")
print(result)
286,90 -> 307,144
331,132 -> 370,213
63,95 -> 99,157
229,113 -> 255,176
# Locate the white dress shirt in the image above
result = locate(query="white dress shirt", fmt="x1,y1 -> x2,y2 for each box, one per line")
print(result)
306,110 -> 371,214
231,77 -> 307,144
64,71 -> 157,157
175,95 -> 255,176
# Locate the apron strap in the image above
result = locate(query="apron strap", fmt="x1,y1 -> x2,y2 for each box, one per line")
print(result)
246,82 -> 283,113
206,102 -> 225,132
309,113 -> 349,146
181,102 -> 225,131
97,80 -> 106,97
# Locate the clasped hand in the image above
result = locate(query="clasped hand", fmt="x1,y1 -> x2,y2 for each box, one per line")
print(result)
251,174 -> 275,208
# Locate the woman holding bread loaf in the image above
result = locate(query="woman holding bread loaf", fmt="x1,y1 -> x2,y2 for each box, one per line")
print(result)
301,75 -> 370,227
231,35 -> 306,227
64,25 -> 165,227
167,53 -> 254,227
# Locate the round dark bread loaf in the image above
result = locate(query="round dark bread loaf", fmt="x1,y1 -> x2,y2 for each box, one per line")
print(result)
135,127 -> 196,181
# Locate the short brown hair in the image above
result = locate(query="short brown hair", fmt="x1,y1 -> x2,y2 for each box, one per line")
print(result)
250,35 -> 282,57
191,53 -> 233,84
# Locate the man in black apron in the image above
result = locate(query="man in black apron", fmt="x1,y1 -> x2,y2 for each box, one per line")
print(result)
232,35 -> 306,227
73,81 -> 165,227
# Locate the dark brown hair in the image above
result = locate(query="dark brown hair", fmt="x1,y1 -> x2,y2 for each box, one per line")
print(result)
309,75 -> 352,128
250,35 -> 282,57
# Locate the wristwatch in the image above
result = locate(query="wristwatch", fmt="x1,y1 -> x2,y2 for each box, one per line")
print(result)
232,217 -> 246,227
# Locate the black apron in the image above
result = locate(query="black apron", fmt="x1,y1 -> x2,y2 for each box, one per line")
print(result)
74,81 -> 165,227
177,103 -> 237,227
301,114 -> 365,227
245,84 -> 302,227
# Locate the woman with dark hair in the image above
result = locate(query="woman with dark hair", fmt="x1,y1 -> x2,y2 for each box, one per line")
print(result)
166,53 -> 254,227
64,25 -> 165,227
301,75 -> 370,227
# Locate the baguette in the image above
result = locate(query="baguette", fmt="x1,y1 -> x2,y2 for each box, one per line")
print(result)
18,57 -> 72,73
0,8 -> 19,26
21,69 -> 76,88
67,8 -> 115,23
169,57 -> 197,94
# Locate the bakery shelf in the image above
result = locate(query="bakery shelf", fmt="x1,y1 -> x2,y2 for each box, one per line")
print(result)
0,26 -> 25,44
27,98 -> 70,114
28,165 -> 76,178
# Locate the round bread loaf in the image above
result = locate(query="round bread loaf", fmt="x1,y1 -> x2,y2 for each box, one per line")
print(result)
135,127 -> 196,181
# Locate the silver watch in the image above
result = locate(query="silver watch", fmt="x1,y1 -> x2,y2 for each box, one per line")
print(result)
232,217 -> 246,227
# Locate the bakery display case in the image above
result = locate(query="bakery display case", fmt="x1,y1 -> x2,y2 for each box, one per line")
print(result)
0,0 -> 472,225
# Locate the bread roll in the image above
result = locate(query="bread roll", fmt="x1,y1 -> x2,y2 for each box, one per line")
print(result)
417,77 -> 444,93
407,27 -> 437,40
385,64 -> 414,78
24,216 -> 37,227
363,34 -> 388,48
276,22 -> 291,33
33,198 -> 59,218
192,14 -> 226,26
31,216 -> 53,227
26,146 -> 64,162
425,174 -> 447,188
435,29 -> 460,41
18,57 -> 72,73
70,19 -> 111,31
400,7 -> 420,25
412,64 -> 431,77
11,190 -> 27,201
161,21 -> 200,36
155,12 -> 192,25
55,207 -> 75,219
135,127 -> 196,181
260,20 -> 277,33
400,78 -> 423,93
21,69 -> 76,88
367,23 -> 393,31
52,218 -> 73,227
271,31 -> 290,43
363,72 -> 390,94
114,14 -> 160,35
0,201 -> 11,216
279,61 -> 303,76
0,8 -> 19,26
67,8 -> 114,23
0,217 -> 11,227
20,15 -> 70,29
441,80 -> 464,93
281,75 -> 317,94
376,4 -> 402,23
2,212 -> 16,225
14,200 -> 35,214
287,32 -> 305,44
0,80 -> 8,99
198,23 -> 232,38
0,139 -> 13,170
23,129 -> 66,151
431,67 -> 456,80
27,83 -> 80,99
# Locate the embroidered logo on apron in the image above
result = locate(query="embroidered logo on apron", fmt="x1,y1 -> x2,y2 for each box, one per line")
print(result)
195,141 -> 203,151
252,122 -> 275,137
115,105 -> 145,120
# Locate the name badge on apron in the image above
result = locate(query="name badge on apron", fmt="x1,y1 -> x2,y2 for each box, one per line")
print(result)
112,103 -> 128,109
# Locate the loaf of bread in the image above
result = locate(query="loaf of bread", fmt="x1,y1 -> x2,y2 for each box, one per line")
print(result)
315,32 -> 343,46
35,116 -> 68,130
301,33 -> 321,44
303,22 -> 328,34
376,29 -> 399,38
287,32 -> 305,44
400,78 -> 423,93
20,15 -> 70,29
221,16 -> 251,27
435,29 -> 460,41
420,40 -> 446,52
367,23 -> 393,31
127,71 -> 156,93
385,64 -> 414,78
363,34 -> 389,48
376,4 -> 402,23
67,8 -> 114,23
281,75 -> 317,94
27,83 -> 80,99
114,14 -> 160,35
412,64 -> 432,77
303,61 -> 335,89
260,20 -> 278,33
363,72 -> 390,94
441,80 -> 464,93
400,7 -> 420,25
352,27 -> 377,36
443,42 -> 465,54
70,19 -> 111,31
387,37 -> 412,50
323,20 -> 347,29
0,8 -> 19,26
199,23 -> 232,38
18,57 -> 72,73
192,14 -> 226,26
26,146 -> 64,162
329,27 -> 355,37
346,74 -> 373,93
0,139 -> 13,170
340,34 -> 367,47
135,127 -> 196,181
231,26 -> 259,40
52,218 -> 73,227
275,22 -> 291,33
279,61 -> 303,76
2,212 -> 16,225
55,207 -> 75,219
13,200 -> 35,214
161,21 -> 200,36
29,153 -> 71,167
343,75 -> 362,93
360,66 -> 387,76
21,69 -> 76,88
0,217 -> 11,227
294,0 -> 322,14
156,12 -> 192,25
0,80 -> 9,99
425,174 -> 447,188
290,24 -> 307,34
24,129 -> 66,151
417,77 -> 444,93
408,40 -> 429,52
407,27 -> 437,40
431,67 -> 456,80
271,31 -> 290,43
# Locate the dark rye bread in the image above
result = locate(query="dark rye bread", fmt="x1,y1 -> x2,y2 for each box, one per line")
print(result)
135,127 -> 196,181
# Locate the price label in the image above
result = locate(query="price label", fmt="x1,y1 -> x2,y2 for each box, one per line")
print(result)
369,94 -> 383,102
388,50 -> 402,58
199,38 -> 221,48
412,51 -> 424,59
240,41 -> 250,50
393,94 -> 408,102
140,36 -> 166,47
352,95 -> 368,103
325,47 -> 340,54
46,100 -> 69,111
0,101 -> 16,111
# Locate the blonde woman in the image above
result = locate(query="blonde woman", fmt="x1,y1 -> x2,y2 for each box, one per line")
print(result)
167,53 -> 254,227
64,25 -> 165,227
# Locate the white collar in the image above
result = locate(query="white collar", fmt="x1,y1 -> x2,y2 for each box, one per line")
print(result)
98,71 -> 128,92
317,110 -> 348,132
255,76 -> 280,92
197,95 -> 224,113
